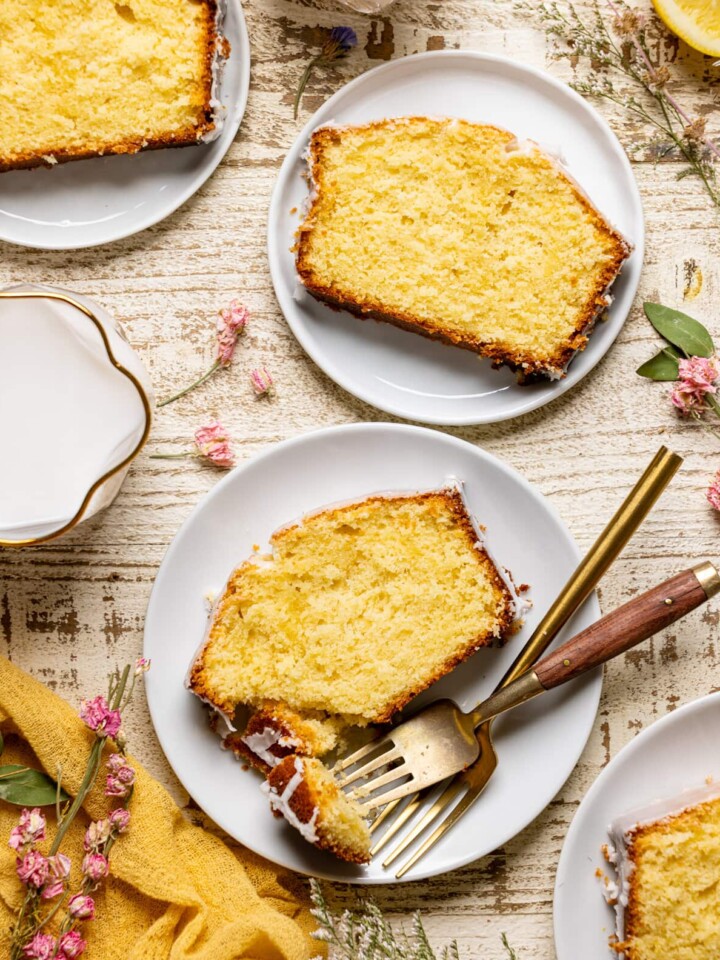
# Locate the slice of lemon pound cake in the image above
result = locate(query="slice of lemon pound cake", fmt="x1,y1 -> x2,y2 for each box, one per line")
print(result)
604,786 -> 720,959
296,117 -> 631,381
0,0 -> 228,172
188,487 -> 514,728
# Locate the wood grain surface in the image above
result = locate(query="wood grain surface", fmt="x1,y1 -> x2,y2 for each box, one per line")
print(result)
2,1 -> 720,957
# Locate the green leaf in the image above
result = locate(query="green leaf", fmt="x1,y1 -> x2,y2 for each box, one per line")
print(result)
637,345 -> 681,381
644,302 -> 714,358
0,765 -> 69,807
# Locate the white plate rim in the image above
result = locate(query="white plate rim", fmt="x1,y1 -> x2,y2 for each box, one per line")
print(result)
267,49 -> 645,427
553,690 -> 720,957
143,421 -> 603,883
0,0 -> 251,251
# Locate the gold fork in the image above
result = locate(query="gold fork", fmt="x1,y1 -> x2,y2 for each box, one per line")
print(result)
367,445 -> 683,877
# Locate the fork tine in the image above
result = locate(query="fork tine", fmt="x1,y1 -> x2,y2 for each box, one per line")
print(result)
334,736 -> 392,772
353,777 -> 420,811
369,797 -> 403,835
335,746 -> 401,788
381,779 -> 465,867
395,786 -> 480,878
370,793 -> 424,855
349,763 -> 410,801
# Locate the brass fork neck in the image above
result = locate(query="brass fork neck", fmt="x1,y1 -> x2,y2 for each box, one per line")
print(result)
470,670 -> 546,728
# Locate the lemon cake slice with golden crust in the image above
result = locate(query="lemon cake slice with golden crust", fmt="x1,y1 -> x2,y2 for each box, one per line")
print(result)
0,0 -> 229,173
296,116 -> 631,381
263,756 -> 372,864
603,784 -> 720,959
188,486 -> 515,730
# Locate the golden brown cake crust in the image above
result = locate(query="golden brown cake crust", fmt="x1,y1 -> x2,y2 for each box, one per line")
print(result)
0,0 -> 226,173
266,757 -> 370,864
296,118 -> 632,382
187,487 -> 515,722
617,795 -> 720,958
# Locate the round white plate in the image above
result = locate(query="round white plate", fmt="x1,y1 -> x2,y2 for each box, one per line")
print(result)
0,0 -> 250,250
144,423 -> 602,883
268,51 -> 643,426
554,692 -> 720,958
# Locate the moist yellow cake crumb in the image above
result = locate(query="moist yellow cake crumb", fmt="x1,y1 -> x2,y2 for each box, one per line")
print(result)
0,0 -> 225,171
188,487 -> 514,725
296,116 -> 631,381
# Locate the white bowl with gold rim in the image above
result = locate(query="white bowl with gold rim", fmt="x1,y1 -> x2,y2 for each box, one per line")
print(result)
0,285 -> 153,547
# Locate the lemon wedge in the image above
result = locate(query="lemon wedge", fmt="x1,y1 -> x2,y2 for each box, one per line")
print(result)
653,0 -> 720,57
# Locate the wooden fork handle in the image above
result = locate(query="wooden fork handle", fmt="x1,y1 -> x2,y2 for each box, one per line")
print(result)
534,563 -> 720,690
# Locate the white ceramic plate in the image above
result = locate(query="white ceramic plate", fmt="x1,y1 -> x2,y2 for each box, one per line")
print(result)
268,51 -> 643,426
554,692 -> 720,958
0,0 -> 250,250
144,423 -> 602,883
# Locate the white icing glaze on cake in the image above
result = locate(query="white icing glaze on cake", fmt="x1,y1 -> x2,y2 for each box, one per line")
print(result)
604,781 -> 720,950
261,757 -> 319,843
241,724 -> 300,768
201,0 -> 229,143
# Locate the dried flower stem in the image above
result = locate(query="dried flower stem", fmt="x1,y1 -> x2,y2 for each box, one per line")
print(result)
308,879 -> 519,960
294,59 -> 320,119
49,667 -> 129,857
9,664 -> 138,960
521,0 -> 720,209
157,362 -> 220,408
606,0 -> 720,162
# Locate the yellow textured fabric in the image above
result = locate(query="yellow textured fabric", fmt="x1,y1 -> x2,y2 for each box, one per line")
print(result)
0,657 -> 319,960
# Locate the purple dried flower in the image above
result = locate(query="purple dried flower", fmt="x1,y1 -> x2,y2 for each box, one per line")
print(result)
295,26 -> 358,119
323,26 -> 358,58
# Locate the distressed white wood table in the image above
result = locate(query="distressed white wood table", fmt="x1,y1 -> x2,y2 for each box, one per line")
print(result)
1,1 -> 719,956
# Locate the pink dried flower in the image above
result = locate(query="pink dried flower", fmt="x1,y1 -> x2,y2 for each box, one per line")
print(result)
21,932 -> 57,960
57,931 -> 87,959
671,381 -> 703,414
81,852 -> 109,883
84,819 -> 111,851
107,753 -> 130,774
68,894 -> 95,920
48,853 -> 71,879
106,753 -> 136,797
16,850 -> 49,889
194,420 -> 236,469
41,852 -> 71,898
40,878 -> 65,900
671,356 -> 720,414
708,471 -> 720,511
679,355 -> 719,393
105,767 -> 135,797
79,695 -> 122,739
134,656 -> 151,675
109,808 -> 131,833
250,366 -> 274,398
9,809 -> 46,853
216,300 -> 250,366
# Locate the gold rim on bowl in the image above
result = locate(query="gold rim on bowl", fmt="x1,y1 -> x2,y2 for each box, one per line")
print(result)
0,289 -> 153,549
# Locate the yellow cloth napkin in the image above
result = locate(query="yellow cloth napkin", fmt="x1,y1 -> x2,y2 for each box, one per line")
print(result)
0,657 -> 319,960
